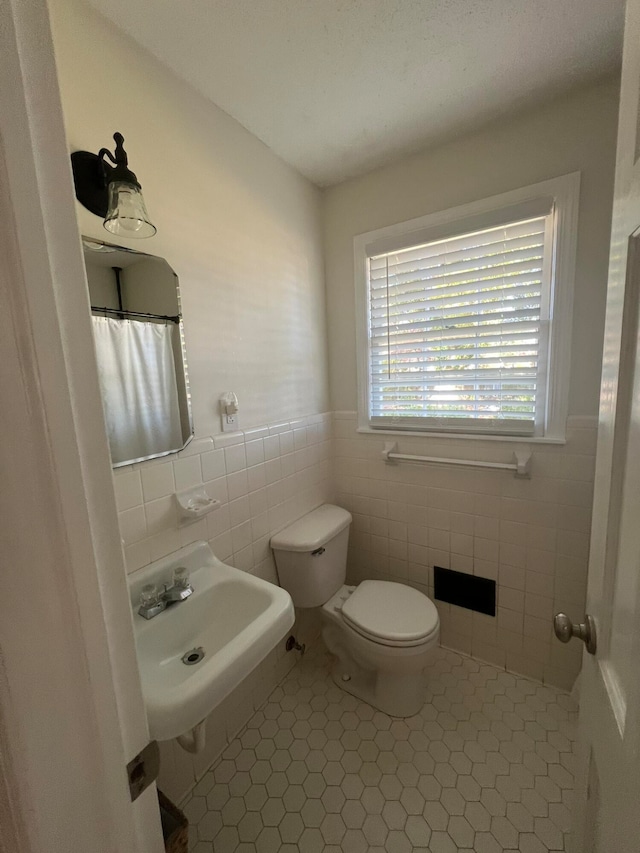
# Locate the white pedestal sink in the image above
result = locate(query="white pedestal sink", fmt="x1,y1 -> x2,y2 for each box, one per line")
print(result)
128,541 -> 294,742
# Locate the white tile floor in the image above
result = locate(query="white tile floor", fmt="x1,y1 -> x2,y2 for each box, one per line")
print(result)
183,645 -> 577,852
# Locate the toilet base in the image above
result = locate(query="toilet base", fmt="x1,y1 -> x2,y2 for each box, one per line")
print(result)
321,617 -> 437,718
327,656 -> 427,718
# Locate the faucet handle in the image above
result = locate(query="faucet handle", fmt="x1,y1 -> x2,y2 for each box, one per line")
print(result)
138,582 -> 167,619
140,583 -> 160,606
173,567 -> 190,589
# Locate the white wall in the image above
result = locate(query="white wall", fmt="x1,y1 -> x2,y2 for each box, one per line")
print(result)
48,0 -> 332,803
49,0 -> 334,576
50,0 -> 329,438
324,77 -> 619,418
323,78 -> 619,690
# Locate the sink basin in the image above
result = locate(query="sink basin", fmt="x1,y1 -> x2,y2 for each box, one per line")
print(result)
128,541 -> 294,741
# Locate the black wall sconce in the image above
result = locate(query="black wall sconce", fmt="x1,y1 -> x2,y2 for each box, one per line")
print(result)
71,132 -> 156,238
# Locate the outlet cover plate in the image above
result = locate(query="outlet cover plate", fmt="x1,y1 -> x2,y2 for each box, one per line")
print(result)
221,413 -> 239,432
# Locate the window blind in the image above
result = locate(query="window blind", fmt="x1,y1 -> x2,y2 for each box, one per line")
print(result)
367,215 -> 552,434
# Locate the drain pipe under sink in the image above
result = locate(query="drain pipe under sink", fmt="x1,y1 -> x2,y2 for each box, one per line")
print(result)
177,719 -> 207,754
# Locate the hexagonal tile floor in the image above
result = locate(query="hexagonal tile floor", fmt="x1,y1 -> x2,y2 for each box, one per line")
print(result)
184,645 -> 577,852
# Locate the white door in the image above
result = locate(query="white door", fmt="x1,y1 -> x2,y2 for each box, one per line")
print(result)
0,0 -> 163,850
567,1 -> 640,850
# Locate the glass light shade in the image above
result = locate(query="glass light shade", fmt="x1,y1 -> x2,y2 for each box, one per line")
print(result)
103,180 -> 156,238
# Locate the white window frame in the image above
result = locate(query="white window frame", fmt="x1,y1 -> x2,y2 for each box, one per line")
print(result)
354,173 -> 581,443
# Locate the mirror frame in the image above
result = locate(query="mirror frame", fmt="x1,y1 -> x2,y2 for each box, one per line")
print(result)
83,236 -> 195,468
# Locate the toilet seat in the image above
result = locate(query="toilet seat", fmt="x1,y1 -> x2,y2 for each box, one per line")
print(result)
341,580 -> 439,648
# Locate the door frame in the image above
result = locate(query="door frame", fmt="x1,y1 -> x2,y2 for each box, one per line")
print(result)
0,0 -> 163,849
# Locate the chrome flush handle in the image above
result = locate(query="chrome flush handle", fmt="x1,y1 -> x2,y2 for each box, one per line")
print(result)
553,612 -> 597,655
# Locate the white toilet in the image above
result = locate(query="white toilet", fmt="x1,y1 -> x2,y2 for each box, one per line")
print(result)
271,504 -> 440,717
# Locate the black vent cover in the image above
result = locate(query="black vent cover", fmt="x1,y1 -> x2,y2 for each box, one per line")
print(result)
434,566 -> 496,617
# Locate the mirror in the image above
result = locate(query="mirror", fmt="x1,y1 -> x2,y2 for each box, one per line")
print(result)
83,238 -> 194,467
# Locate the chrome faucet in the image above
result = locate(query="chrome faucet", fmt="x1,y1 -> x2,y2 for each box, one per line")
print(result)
138,567 -> 193,619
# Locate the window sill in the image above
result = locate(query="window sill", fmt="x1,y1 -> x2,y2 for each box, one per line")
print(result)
357,426 -> 566,445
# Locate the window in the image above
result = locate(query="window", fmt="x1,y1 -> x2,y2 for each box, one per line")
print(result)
355,175 -> 580,440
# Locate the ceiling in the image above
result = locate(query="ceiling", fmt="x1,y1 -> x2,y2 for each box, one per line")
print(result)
86,0 -> 624,187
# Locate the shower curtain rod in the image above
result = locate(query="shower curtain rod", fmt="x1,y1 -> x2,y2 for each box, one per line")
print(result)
91,305 -> 181,323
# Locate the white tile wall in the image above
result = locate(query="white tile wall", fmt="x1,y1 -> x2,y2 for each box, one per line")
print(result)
113,412 -> 334,583
113,412 -> 333,803
333,413 -> 597,691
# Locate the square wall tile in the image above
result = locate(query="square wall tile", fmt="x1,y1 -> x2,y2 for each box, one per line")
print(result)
201,449 -> 226,482
145,496 -> 176,536
141,462 -> 175,502
114,470 -> 143,511
119,505 -> 147,545
174,455 -> 202,491
225,444 -> 247,474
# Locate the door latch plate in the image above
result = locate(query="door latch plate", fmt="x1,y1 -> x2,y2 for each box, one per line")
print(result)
127,740 -> 160,802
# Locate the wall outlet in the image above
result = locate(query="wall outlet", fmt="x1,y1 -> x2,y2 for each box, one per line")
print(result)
221,413 -> 239,432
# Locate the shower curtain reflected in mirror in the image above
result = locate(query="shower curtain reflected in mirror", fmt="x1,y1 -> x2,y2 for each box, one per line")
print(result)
91,316 -> 183,465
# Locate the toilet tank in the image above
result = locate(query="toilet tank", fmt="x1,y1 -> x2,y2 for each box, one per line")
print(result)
271,504 -> 352,608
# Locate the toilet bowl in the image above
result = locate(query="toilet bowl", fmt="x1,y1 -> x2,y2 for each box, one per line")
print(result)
321,581 -> 439,717
271,504 -> 440,717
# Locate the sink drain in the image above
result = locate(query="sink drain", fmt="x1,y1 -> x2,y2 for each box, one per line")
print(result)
182,647 -> 205,666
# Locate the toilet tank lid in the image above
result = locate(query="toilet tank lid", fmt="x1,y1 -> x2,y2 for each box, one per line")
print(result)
271,504 -> 352,552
